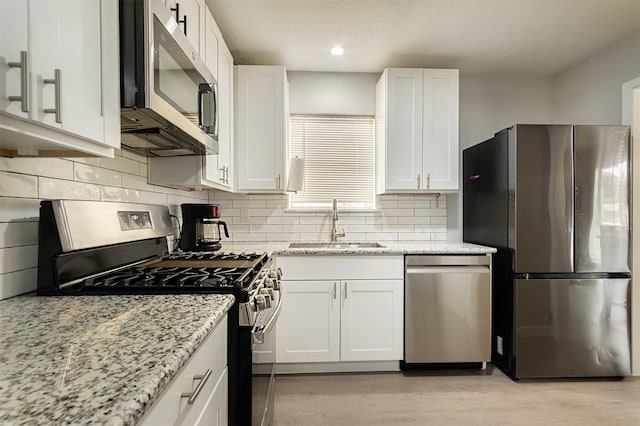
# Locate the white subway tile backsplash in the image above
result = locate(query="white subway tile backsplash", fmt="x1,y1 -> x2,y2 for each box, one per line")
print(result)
0,171 -> 38,198
264,232 -> 299,242
210,191 -> 249,200
398,200 -> 432,208
232,199 -> 267,208
233,232 -> 267,242
251,208 -> 283,217
415,208 -> 447,217
0,245 -> 38,273
398,216 -> 431,225
399,232 -> 432,241
0,157 -> 74,180
139,190 -> 167,205
0,198 -> 40,221
75,163 -> 122,187
266,216 -> 299,225
100,155 -> 140,175
101,186 -> 142,203
0,222 -> 38,248
365,216 -> 399,225
250,224 -> 283,233
39,177 -> 100,200
0,268 -> 37,300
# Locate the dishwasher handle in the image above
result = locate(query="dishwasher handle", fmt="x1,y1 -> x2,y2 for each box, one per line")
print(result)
406,266 -> 490,274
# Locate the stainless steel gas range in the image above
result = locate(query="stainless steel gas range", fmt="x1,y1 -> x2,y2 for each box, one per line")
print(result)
37,200 -> 281,426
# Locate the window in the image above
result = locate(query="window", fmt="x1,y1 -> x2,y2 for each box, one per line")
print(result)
288,115 -> 375,209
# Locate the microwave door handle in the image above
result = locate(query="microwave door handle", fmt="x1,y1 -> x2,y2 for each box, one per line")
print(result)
198,83 -> 211,131
212,82 -> 218,136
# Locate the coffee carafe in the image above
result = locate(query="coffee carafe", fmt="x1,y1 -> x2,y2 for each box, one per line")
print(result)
179,204 -> 229,252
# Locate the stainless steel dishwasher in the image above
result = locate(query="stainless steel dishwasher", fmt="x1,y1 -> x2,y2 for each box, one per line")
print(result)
404,255 -> 491,367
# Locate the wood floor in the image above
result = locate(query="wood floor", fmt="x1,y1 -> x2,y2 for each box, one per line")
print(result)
273,366 -> 640,425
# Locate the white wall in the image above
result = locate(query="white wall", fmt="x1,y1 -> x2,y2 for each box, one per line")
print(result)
551,30 -> 640,124
446,75 -> 554,240
0,150 -> 208,300
287,71 -> 379,116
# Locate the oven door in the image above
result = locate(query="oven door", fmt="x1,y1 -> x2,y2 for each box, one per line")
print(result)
251,288 -> 282,426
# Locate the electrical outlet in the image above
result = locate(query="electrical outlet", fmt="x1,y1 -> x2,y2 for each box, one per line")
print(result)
241,208 -> 250,221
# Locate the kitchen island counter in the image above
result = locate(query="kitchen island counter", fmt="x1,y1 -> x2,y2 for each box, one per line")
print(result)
221,240 -> 496,256
0,293 -> 234,425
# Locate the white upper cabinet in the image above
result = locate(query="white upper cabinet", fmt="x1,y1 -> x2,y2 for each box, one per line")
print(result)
165,0 -> 205,56
376,68 -> 459,193
235,65 -> 288,193
215,42 -> 234,189
204,7 -> 220,81
0,0 -> 119,157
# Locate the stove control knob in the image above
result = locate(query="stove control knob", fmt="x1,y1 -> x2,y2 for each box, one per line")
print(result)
269,268 -> 282,280
255,295 -> 270,310
260,288 -> 274,300
265,278 -> 275,288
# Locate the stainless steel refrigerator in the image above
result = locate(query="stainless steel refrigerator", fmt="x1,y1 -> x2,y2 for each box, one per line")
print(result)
463,124 -> 631,379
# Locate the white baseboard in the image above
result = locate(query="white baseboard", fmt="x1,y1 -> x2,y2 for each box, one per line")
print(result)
275,360 -> 400,374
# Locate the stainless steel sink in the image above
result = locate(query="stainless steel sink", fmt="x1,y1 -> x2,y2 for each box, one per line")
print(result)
288,242 -> 386,249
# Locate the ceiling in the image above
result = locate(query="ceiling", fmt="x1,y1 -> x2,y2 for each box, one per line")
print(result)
206,0 -> 640,76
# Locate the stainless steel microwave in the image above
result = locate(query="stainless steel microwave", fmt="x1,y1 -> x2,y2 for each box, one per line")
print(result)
119,0 -> 218,156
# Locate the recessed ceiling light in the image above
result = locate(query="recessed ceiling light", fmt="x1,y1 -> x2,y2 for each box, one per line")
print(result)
330,46 -> 344,56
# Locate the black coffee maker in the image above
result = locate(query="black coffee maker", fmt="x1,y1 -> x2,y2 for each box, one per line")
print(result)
179,204 -> 229,252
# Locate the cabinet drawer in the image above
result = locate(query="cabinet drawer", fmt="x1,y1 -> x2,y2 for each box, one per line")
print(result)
276,256 -> 403,280
139,316 -> 227,426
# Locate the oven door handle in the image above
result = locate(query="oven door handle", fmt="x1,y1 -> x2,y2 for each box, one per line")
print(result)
252,287 -> 283,344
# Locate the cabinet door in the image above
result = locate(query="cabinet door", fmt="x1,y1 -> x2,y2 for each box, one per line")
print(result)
193,367 -> 228,426
276,280 -> 340,363
217,42 -> 234,188
203,7 -> 219,79
166,0 -> 204,55
385,68 -> 423,190
235,65 -> 287,192
422,69 -> 459,191
0,0 -> 28,120
341,280 -> 404,361
31,0 -> 105,141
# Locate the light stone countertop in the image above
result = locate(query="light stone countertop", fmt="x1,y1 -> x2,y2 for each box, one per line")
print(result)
221,240 -> 496,256
0,293 -> 234,426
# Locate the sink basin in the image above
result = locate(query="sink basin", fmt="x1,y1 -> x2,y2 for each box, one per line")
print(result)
288,242 -> 386,249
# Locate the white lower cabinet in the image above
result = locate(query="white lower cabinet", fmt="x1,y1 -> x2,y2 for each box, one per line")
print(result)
139,316 -> 228,426
275,256 -> 404,365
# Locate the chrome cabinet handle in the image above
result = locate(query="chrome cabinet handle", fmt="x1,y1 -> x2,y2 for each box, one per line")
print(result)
276,174 -> 281,189
181,368 -> 212,405
344,282 -> 348,299
333,282 -> 337,300
417,174 -> 421,189
426,173 -> 431,189
8,51 -> 29,112
43,69 -> 62,123
170,2 -> 187,36
218,166 -> 229,184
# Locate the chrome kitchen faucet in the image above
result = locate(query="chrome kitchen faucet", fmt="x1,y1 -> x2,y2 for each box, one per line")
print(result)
330,198 -> 346,242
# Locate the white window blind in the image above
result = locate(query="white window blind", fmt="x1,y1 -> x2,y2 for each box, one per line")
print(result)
289,115 -> 375,209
